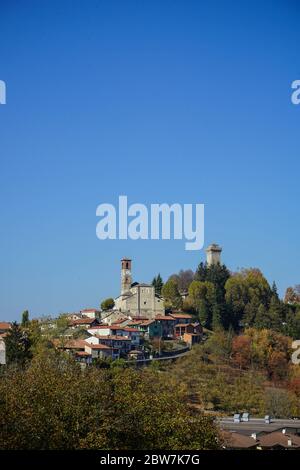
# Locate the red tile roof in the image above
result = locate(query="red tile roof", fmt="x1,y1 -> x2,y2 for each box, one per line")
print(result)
169,313 -> 193,319
155,315 -> 175,321
86,343 -> 112,350
0,322 -> 11,330
224,432 -> 257,449
258,432 -> 300,449
81,308 -> 100,313
94,335 -> 131,341
89,325 -> 111,330
54,339 -> 87,349
70,318 -> 97,325
75,351 -> 91,357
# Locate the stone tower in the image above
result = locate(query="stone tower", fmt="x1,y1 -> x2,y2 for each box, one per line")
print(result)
206,244 -> 222,266
121,257 -> 132,295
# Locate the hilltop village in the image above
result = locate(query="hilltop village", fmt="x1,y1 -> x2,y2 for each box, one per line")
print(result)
1,245 -> 222,366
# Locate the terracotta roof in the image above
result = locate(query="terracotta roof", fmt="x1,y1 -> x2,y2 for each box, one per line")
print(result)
93,335 -> 131,341
70,318 -> 97,325
75,351 -> 91,357
54,339 -> 87,349
224,432 -> 257,449
111,318 -> 128,324
139,320 -> 155,326
123,327 -> 140,332
155,316 -> 176,321
89,325 -> 111,329
81,308 -> 99,312
169,313 -> 193,319
86,343 -> 112,350
131,316 -> 149,321
175,323 -> 190,328
0,322 -> 11,330
258,432 -> 300,449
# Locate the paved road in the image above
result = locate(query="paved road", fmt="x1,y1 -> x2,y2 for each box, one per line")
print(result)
219,417 -> 300,435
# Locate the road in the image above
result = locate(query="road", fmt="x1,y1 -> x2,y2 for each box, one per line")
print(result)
219,417 -> 300,435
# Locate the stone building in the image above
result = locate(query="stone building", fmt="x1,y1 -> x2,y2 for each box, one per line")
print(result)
206,243 -> 222,266
114,258 -> 164,319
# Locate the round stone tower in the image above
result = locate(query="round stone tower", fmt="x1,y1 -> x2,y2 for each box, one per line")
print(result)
205,244 -> 222,266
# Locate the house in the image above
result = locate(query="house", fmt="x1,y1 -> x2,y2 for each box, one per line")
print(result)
65,313 -> 82,321
174,322 -> 201,337
0,322 -> 11,335
85,334 -> 130,356
88,324 -> 141,347
137,319 -> 163,339
223,432 -> 257,450
69,318 -> 99,329
154,316 -> 176,338
169,313 -> 193,324
53,339 -> 87,353
80,308 -> 101,320
257,431 -> 300,450
84,342 -> 117,360
128,349 -> 145,360
122,327 -> 141,347
183,332 -> 202,347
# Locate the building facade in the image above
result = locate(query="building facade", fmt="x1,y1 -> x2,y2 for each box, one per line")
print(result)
114,258 -> 164,318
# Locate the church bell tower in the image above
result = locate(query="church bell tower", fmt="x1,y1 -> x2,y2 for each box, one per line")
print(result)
121,258 -> 132,295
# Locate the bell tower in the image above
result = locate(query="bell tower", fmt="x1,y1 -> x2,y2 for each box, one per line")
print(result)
121,258 -> 132,295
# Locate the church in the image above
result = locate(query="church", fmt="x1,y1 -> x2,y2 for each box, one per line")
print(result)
114,258 -> 165,319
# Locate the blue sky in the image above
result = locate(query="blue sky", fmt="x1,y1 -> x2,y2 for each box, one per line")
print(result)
0,0 -> 299,321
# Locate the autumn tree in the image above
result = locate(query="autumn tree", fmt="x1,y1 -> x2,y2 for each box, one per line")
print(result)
168,269 -> 194,292
161,279 -> 183,310
0,351 -> 221,450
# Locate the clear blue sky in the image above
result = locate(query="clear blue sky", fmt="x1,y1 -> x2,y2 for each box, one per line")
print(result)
0,0 -> 299,321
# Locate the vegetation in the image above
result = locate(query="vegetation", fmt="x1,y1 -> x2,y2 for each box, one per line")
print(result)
152,273 -> 164,296
168,329 -> 300,418
0,351 -> 221,450
161,279 -> 183,310
100,298 -> 115,311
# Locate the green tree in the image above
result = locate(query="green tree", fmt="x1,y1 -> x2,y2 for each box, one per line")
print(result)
0,352 -> 221,450
161,279 -> 183,310
100,298 -> 115,311
152,273 -> 164,296
5,322 -> 32,366
21,310 -> 29,327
